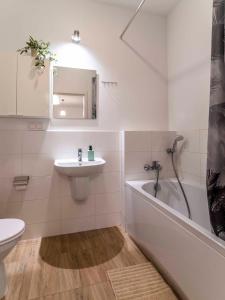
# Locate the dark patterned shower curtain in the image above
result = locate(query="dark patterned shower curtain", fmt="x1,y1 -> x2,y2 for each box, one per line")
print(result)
207,0 -> 225,240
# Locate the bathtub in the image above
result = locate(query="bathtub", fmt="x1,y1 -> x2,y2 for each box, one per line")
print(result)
126,179 -> 225,300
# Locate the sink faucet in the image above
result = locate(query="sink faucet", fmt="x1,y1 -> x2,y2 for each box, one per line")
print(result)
78,148 -> 82,162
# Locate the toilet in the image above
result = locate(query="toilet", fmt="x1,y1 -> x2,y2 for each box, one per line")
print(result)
0,219 -> 25,298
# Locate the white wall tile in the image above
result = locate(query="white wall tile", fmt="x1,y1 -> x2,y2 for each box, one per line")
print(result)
22,154 -> 54,177
200,130 -> 208,154
90,172 -> 121,194
22,131 -> 47,154
22,131 -> 87,155
90,132 -> 120,151
62,195 -> 95,220
21,176 -> 52,201
179,130 -> 200,153
200,176 -> 207,186
0,178 -> 22,202
62,217 -> 95,235
0,155 -> 21,178
22,131 -> 120,155
151,151 -> 172,171
96,151 -> 120,173
180,152 -> 201,177
125,151 -> 151,175
2,198 -> 61,224
151,131 -> 176,151
200,154 -> 207,178
50,172 -> 72,200
125,131 -> 151,152
95,213 -> 121,229
95,192 -> 121,214
22,221 -> 61,239
0,131 -> 22,154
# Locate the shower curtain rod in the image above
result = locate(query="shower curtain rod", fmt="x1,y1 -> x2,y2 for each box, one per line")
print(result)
119,0 -> 166,82
120,0 -> 147,40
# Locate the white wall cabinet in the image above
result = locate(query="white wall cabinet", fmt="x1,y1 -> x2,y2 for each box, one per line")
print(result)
0,53 -> 50,118
0,53 -> 17,115
17,55 -> 50,118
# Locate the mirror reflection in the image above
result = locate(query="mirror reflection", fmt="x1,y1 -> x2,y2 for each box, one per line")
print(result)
53,67 -> 97,119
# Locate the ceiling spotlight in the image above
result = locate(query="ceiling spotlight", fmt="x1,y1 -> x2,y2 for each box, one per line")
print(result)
72,30 -> 81,43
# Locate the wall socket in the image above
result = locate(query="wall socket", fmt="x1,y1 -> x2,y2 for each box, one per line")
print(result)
28,122 -> 45,131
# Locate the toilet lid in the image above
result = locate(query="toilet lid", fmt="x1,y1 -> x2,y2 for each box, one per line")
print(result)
0,219 -> 25,244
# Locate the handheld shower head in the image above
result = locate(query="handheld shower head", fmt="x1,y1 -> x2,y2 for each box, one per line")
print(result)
167,135 -> 184,153
172,135 -> 184,151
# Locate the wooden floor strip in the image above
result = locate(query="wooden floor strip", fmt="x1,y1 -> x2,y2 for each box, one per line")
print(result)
2,227 -> 177,300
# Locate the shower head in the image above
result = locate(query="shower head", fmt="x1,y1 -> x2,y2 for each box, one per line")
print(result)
167,135 -> 184,154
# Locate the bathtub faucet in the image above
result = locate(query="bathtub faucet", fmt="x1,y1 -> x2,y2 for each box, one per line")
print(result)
144,161 -> 161,172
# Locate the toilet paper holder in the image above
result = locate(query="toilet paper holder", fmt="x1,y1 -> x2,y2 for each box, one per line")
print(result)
13,176 -> 30,189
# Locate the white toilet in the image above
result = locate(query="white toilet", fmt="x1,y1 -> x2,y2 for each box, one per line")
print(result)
0,219 -> 25,298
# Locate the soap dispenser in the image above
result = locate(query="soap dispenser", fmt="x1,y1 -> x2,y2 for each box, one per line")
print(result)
88,145 -> 95,161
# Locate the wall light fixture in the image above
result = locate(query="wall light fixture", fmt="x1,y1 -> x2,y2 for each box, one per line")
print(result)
72,30 -> 81,43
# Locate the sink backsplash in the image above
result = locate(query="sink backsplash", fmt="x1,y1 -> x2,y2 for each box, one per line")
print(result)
0,130 -> 122,239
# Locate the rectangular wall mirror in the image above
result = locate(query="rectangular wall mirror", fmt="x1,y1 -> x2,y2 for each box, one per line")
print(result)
53,67 -> 97,119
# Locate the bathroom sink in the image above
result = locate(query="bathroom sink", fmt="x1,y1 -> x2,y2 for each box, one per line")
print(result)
54,158 -> 106,177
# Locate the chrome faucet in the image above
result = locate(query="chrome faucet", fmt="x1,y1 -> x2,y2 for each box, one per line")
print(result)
144,161 -> 161,198
78,148 -> 82,162
144,161 -> 161,172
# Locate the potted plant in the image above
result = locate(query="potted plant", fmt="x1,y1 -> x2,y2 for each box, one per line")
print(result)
18,35 -> 56,68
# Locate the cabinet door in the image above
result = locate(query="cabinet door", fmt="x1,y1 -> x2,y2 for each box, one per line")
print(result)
0,53 -> 17,116
17,55 -> 50,118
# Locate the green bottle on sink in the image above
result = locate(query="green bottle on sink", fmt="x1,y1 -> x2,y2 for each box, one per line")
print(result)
88,145 -> 95,161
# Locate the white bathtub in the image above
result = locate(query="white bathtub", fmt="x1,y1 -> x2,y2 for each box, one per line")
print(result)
126,179 -> 225,300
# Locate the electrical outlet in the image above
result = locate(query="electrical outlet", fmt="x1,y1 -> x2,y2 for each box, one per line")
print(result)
28,122 -> 44,131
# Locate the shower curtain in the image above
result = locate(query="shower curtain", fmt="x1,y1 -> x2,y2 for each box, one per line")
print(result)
207,0 -> 225,240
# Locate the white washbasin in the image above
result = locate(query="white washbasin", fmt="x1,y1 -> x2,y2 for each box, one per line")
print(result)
54,158 -> 106,177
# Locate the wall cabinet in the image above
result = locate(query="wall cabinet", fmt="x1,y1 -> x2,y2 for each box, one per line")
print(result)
0,53 -> 50,118
0,53 -> 17,115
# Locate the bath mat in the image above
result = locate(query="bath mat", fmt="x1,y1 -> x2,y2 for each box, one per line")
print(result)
107,263 -> 178,300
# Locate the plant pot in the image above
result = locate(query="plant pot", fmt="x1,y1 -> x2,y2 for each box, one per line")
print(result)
31,49 -> 37,57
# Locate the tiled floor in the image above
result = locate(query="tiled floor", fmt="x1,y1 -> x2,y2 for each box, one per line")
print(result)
3,227 -> 160,300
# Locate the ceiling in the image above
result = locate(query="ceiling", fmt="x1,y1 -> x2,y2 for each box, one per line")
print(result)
93,0 -> 180,16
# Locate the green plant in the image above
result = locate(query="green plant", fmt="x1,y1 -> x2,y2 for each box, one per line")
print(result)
18,35 -> 56,68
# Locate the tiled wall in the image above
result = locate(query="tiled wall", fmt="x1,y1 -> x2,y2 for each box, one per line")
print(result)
123,131 -> 176,181
0,130 -> 122,239
121,130 -> 208,225
0,128 -> 206,240
177,130 -> 208,185
120,130 -> 176,225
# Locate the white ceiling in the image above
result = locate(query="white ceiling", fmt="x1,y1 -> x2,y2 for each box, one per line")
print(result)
93,0 -> 180,16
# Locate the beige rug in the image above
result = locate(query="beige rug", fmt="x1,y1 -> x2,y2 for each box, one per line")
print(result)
107,263 -> 178,300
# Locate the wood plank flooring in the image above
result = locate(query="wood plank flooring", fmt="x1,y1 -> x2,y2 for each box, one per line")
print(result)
2,227 -> 163,300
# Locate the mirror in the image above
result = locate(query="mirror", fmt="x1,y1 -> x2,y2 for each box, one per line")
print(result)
53,67 -> 97,119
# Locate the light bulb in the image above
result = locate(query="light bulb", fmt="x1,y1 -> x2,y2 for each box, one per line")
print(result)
60,110 -> 66,116
72,30 -> 81,43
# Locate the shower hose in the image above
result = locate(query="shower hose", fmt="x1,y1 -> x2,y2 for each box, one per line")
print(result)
171,152 -> 192,219
154,169 -> 160,198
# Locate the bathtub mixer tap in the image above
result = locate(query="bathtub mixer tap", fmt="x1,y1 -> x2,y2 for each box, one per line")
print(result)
144,161 -> 161,172
144,161 -> 161,197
